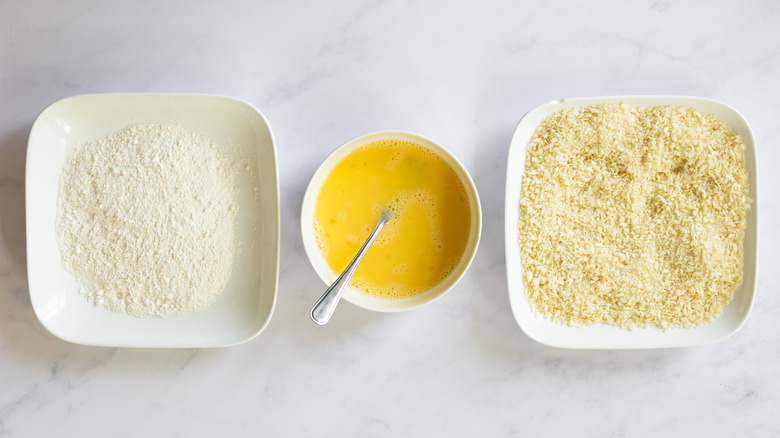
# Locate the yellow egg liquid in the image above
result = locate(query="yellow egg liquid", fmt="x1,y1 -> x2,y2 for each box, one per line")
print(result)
314,139 -> 472,300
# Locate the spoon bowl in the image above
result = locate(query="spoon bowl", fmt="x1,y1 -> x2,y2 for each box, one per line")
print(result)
301,131 -> 482,314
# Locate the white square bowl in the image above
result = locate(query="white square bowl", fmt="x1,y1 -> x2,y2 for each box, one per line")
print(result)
26,93 -> 279,348
505,96 -> 758,349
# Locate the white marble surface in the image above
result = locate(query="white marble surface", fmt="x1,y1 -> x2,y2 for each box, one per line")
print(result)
1,0 -> 778,436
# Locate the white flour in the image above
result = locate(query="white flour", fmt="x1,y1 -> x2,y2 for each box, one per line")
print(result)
57,124 -> 237,318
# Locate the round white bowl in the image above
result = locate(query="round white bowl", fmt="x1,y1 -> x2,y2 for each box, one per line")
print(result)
301,131 -> 482,313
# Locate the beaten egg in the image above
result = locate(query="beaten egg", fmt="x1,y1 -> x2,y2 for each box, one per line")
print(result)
314,138 -> 472,300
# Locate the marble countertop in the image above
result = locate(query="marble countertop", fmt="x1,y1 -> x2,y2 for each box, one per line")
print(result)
1,0 -> 778,436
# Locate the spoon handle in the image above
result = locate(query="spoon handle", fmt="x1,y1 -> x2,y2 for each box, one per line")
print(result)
310,210 -> 391,325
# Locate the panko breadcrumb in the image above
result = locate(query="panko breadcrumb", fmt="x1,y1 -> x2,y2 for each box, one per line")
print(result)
517,103 -> 750,329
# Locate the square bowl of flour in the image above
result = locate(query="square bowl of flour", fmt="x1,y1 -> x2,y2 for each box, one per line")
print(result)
26,93 -> 279,347
505,96 -> 758,349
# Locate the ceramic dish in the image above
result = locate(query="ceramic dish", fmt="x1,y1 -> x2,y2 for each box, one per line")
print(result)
302,131 -> 482,313
26,93 -> 279,348
505,96 -> 758,349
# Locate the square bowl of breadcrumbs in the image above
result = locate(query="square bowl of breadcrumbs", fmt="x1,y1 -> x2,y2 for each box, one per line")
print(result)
505,96 -> 757,349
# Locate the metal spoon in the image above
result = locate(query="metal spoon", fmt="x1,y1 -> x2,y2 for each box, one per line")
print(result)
310,209 -> 393,325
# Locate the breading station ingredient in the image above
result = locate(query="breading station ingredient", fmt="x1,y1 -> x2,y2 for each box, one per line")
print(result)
57,124 -> 237,318
518,103 -> 750,329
